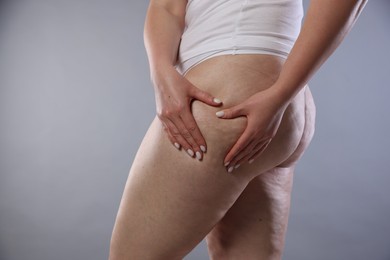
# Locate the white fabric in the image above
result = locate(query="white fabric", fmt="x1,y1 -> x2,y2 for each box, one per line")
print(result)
176,0 -> 303,75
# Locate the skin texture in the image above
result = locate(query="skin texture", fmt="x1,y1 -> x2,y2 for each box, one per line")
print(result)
109,0 -> 367,259
109,54 -> 315,260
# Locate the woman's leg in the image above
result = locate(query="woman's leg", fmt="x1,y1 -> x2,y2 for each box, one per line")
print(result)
206,166 -> 295,260
109,116 -> 252,260
109,98 -> 306,259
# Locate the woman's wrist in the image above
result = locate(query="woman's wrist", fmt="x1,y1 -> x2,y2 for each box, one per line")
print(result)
150,63 -> 178,88
268,81 -> 298,109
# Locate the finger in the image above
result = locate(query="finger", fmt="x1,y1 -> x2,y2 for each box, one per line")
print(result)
233,140 -> 267,166
223,130 -> 253,167
215,103 -> 246,119
180,109 -> 207,155
165,119 -> 194,156
170,116 -> 202,160
227,140 -> 259,169
190,86 -> 223,107
247,139 -> 272,164
162,121 -> 181,150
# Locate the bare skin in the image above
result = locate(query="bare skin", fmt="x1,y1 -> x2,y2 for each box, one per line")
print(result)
109,0 -> 366,259
109,54 -> 316,260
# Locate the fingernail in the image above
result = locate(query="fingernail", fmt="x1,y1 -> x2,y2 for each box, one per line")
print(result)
216,111 -> 224,117
174,142 -> 180,149
196,151 -> 202,160
249,159 -> 254,164
213,98 -> 222,104
234,164 -> 240,169
224,161 -> 230,167
228,166 -> 234,173
187,149 -> 194,157
200,145 -> 206,153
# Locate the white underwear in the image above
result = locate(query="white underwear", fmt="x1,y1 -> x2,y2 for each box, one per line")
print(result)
175,0 -> 304,75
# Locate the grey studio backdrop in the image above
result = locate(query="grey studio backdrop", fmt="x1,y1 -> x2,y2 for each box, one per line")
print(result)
0,0 -> 389,259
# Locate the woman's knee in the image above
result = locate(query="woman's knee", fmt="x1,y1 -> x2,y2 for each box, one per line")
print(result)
205,167 -> 294,260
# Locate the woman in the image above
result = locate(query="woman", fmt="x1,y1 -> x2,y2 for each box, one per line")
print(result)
109,0 -> 367,259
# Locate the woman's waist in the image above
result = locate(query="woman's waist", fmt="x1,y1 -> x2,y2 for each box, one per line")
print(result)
177,38 -> 293,75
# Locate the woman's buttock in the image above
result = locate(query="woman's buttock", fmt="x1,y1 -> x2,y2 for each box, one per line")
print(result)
182,54 -> 311,178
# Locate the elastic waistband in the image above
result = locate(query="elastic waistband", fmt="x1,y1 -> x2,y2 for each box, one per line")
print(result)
176,47 -> 288,76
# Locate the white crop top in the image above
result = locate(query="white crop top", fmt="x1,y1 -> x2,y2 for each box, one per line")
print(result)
176,0 -> 304,75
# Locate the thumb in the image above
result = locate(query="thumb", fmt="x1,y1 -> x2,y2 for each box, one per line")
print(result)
215,104 -> 246,119
190,86 -> 223,107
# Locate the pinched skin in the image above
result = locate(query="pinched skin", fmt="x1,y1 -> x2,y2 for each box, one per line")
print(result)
109,54 -> 315,260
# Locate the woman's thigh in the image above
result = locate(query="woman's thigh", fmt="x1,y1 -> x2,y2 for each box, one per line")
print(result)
109,115 -> 254,260
109,109 -> 305,259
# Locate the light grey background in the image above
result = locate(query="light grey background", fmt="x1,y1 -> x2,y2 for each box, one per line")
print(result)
0,1 -> 389,259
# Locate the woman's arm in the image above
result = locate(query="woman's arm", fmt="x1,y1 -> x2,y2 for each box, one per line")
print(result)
274,0 -> 368,103
144,1 -> 185,77
144,0 -> 222,160
216,0 -> 368,169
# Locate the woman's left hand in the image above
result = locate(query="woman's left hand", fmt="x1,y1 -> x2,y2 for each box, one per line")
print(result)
216,86 -> 289,172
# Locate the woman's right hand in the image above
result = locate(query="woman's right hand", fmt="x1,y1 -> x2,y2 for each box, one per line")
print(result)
152,66 -> 223,160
